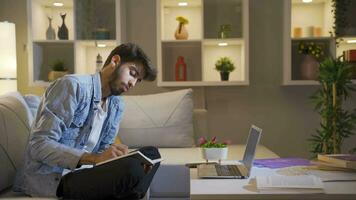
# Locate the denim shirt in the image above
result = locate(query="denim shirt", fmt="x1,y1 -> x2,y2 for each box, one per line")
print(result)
14,73 -> 125,197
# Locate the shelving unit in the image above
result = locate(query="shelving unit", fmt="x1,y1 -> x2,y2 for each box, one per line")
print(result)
157,0 -> 249,87
283,0 -> 356,85
27,0 -> 121,86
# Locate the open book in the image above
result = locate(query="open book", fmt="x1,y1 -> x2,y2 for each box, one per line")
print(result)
96,150 -> 163,166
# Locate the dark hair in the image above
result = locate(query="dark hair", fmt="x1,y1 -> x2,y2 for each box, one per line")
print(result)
104,43 -> 157,81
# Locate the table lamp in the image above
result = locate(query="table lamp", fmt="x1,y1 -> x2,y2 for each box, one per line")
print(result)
0,21 -> 17,95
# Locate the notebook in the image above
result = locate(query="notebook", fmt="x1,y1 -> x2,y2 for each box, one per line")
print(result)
197,125 -> 262,179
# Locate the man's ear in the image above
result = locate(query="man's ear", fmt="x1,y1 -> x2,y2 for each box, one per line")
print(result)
111,55 -> 121,69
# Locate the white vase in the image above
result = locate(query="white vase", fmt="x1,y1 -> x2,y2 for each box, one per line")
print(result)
201,147 -> 228,161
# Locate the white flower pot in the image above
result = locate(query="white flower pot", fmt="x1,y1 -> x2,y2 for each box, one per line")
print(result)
201,147 -> 228,161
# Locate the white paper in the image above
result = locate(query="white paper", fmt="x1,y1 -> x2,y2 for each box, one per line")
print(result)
257,175 -> 324,189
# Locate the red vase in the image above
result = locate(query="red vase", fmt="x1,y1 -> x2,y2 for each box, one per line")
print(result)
175,56 -> 187,81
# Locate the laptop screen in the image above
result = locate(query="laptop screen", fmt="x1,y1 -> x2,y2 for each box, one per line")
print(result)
242,125 -> 262,173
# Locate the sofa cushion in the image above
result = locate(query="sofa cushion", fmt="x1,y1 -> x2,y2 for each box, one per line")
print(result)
119,89 -> 195,148
0,92 -> 32,192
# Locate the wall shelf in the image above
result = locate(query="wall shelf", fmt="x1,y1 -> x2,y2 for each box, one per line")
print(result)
28,0 -> 121,86
157,0 -> 249,87
283,0 -> 356,85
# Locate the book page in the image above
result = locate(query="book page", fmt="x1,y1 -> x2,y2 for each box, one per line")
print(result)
257,175 -> 324,189
96,151 -> 163,166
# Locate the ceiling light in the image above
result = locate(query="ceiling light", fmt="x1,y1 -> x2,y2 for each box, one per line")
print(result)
53,2 -> 64,7
97,43 -> 107,48
178,2 -> 188,6
302,0 -> 312,3
218,42 -> 228,46
347,40 -> 356,44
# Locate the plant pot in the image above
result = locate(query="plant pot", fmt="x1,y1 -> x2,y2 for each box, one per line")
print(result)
48,70 -> 68,82
201,147 -> 228,161
175,23 -> 188,40
300,54 -> 319,80
220,72 -> 230,81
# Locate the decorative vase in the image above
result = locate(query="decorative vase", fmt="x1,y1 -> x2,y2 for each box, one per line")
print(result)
96,53 -> 103,73
220,72 -> 230,81
201,147 -> 228,162
175,56 -> 187,81
46,17 -> 56,40
48,70 -> 68,81
293,27 -> 302,38
300,54 -> 319,80
175,23 -> 188,40
58,13 -> 69,40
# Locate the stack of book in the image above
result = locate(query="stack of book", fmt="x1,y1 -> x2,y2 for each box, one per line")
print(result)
344,49 -> 356,78
312,154 -> 356,171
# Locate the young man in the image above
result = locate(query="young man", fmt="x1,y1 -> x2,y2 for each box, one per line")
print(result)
14,43 -> 160,199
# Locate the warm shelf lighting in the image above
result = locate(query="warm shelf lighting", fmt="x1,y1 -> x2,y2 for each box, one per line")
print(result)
346,40 -> 356,44
178,2 -> 188,6
218,42 -> 228,46
302,0 -> 312,3
53,2 -> 64,7
97,43 -> 107,48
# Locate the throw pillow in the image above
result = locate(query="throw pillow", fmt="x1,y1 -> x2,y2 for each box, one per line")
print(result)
119,89 -> 194,147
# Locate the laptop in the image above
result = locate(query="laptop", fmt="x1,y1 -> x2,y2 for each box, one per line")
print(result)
197,125 -> 262,179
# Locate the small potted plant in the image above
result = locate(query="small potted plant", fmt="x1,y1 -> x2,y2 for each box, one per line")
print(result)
218,24 -> 232,39
298,41 -> 325,80
175,16 -> 189,40
198,136 -> 230,163
48,60 -> 68,81
215,57 -> 235,81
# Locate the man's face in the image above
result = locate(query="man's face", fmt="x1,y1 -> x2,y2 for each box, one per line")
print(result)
109,62 -> 145,96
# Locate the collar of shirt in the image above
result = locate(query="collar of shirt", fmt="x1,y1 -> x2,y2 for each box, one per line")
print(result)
92,73 -> 102,103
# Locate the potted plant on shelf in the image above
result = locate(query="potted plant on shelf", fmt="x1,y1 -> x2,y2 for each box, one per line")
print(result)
218,24 -> 232,39
298,41 -> 325,80
198,136 -> 230,163
175,16 -> 189,40
48,60 -> 68,81
215,57 -> 235,81
310,57 -> 356,155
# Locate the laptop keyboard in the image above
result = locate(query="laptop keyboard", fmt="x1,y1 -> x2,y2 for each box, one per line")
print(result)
215,165 -> 241,176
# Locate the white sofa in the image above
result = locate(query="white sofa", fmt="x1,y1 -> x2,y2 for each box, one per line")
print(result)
0,90 -> 209,199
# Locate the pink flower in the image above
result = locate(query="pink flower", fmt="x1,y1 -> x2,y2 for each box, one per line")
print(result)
211,136 -> 217,144
223,140 -> 231,145
198,137 -> 207,146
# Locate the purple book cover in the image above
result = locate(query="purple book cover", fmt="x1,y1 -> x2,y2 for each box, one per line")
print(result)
253,158 -> 312,169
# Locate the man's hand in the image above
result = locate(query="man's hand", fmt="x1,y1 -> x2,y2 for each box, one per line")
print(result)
79,144 -> 129,165
143,164 -> 153,174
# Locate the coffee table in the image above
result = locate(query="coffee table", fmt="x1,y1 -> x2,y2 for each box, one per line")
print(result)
190,146 -> 356,200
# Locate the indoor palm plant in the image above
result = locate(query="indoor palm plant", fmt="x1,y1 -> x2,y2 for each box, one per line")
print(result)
198,136 -> 230,163
310,57 -> 356,155
215,57 -> 235,81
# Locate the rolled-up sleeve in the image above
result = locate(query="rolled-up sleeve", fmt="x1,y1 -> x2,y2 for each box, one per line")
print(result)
29,77 -> 85,170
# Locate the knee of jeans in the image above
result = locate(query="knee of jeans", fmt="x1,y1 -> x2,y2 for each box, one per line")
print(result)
123,157 -> 146,180
139,146 -> 161,159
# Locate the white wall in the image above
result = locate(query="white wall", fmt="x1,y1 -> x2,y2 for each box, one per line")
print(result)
1,0 -> 356,158
121,0 -> 356,158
